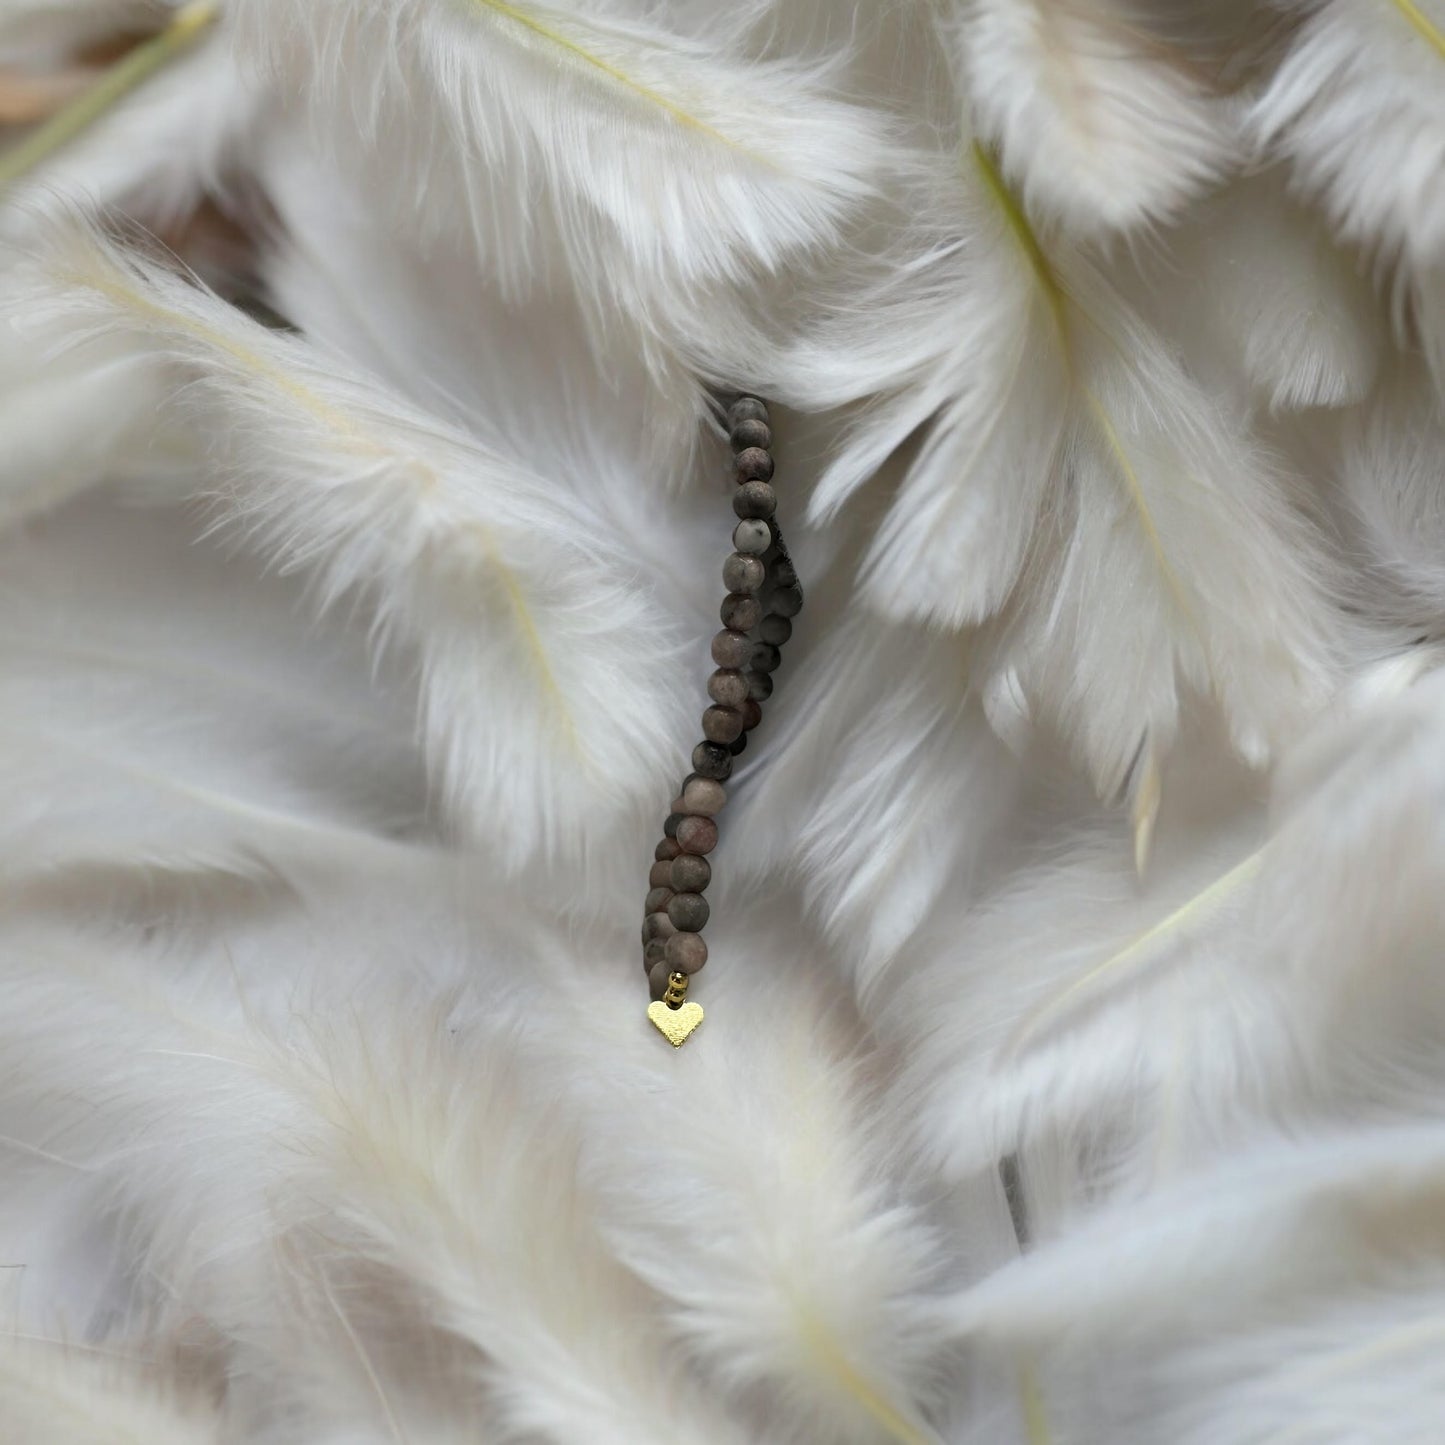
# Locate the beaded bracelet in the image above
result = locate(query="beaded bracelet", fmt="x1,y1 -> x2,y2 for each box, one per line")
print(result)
644,395 -> 802,1046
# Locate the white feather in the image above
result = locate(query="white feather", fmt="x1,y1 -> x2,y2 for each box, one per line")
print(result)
954,0 -> 1235,235
513,915 -> 954,1445
1335,361 -> 1445,623
787,158 -> 1070,628
787,135 -> 1339,794
1251,0 -> 1445,387
729,612 -> 1025,992
1145,171 -> 1386,414
1004,295 -> 1339,796
0,499 -> 432,887
1252,0 -> 1445,268
228,0 -> 893,388
0,1337 -> 222,1445
1,0 -> 1442,1437
5,217 -> 691,862
0,928 -> 758,1444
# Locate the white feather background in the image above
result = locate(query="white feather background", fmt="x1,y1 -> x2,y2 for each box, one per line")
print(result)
1,0 -> 1444,1440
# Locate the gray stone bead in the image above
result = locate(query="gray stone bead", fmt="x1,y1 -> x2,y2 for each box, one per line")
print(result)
729,419 -> 772,452
692,740 -> 733,780
729,733 -> 748,755
665,931 -> 708,974
676,815 -> 719,855
711,629 -> 751,669
655,838 -> 681,862
772,554 -> 798,589
667,892 -> 710,932
645,886 -> 674,914
733,519 -> 772,555
772,583 -> 804,618
758,614 -> 791,646
664,812 -> 683,838
643,912 -> 677,944
735,446 -> 774,481
670,853 -> 711,892
702,704 -> 744,743
649,859 -> 674,889
741,699 -> 763,730
723,553 -> 766,594
728,396 -> 769,427
644,939 -> 667,970
708,668 -> 749,707
720,593 -> 762,631
648,959 -> 674,999
752,642 -> 781,674
733,481 -> 777,519
681,777 -> 726,815
748,671 -> 774,701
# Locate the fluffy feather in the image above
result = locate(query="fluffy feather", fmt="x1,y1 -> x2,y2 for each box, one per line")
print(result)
954,0 -> 1235,235
787,137 -> 1339,799
3,0 -> 1445,1439
1146,171 -> 1386,414
0,1337 -> 222,1445
728,613 -> 1025,992
0,500 -> 432,887
527,932 -> 952,1445
228,0 -> 893,400
789,156 -> 1070,628
4,217 -> 691,862
1251,0 -> 1445,387
1334,361 -> 1445,624
1252,0 -> 1445,266
880,668 -> 1445,1223
0,927 -> 759,1444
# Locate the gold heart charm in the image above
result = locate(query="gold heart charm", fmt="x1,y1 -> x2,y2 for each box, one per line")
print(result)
647,999 -> 704,1047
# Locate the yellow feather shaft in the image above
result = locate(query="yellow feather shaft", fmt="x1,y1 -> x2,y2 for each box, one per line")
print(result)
1391,0 -> 1445,63
1019,1360 -> 1053,1445
796,1310 -> 940,1445
973,144 -> 1203,667
1130,743 -> 1162,879
0,2 -> 220,193
1002,847 -> 1267,1057
1079,385 -> 1202,638
470,0 -> 747,153
971,141 -> 1068,346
